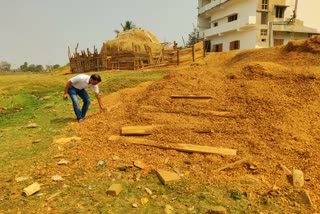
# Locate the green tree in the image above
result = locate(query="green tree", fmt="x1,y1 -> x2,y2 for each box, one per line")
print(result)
0,61 -> 11,71
28,64 -> 36,72
35,64 -> 43,72
20,62 -> 28,71
53,64 -> 60,69
186,26 -> 200,48
114,20 -> 137,35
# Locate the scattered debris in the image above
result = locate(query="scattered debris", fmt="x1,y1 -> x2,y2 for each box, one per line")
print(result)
32,139 -> 42,144
25,123 -> 37,128
279,164 -> 292,175
22,182 -> 41,197
51,175 -> 64,181
133,160 -> 146,169
43,104 -> 54,109
206,205 -> 227,214
144,187 -> 152,195
46,191 -> 61,202
298,190 -> 314,208
16,176 -> 28,182
40,96 -> 51,100
156,169 -> 181,185
57,159 -> 69,165
106,184 -> 122,196
140,197 -> 148,205
164,204 -> 174,214
96,160 -> 106,168
213,158 -> 247,172
117,166 -> 132,172
293,169 -> 304,187
112,155 -> 120,161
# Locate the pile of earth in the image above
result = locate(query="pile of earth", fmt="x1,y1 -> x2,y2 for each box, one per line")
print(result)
54,36 -> 320,212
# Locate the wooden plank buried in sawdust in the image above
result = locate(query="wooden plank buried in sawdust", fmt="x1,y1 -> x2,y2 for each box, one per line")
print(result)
170,94 -> 213,99
120,125 -> 160,136
108,135 -> 237,156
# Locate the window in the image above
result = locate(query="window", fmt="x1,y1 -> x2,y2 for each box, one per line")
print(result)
213,43 -> 223,52
261,12 -> 268,24
228,14 -> 238,22
230,40 -> 240,50
262,0 -> 268,10
275,6 -> 286,18
261,29 -> 268,36
214,22 -> 218,27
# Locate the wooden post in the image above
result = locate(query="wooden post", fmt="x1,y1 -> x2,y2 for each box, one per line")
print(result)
203,40 -> 206,58
192,45 -> 195,62
177,49 -> 180,65
68,46 -> 71,60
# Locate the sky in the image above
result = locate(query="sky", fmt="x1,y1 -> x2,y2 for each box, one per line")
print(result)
0,0 -> 319,69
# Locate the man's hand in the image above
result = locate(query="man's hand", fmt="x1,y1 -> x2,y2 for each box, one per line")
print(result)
63,93 -> 68,100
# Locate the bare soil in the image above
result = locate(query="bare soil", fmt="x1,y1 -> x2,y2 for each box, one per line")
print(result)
5,36 -> 320,213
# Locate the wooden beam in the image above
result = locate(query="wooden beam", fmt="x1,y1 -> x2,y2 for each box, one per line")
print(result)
108,135 -> 237,156
120,125 -> 160,136
207,110 -> 235,117
171,95 -> 213,99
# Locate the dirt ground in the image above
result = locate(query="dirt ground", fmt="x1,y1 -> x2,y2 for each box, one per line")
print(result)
51,36 -> 320,212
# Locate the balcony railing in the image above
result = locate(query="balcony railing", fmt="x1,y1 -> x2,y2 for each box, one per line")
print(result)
199,0 -> 230,15
202,16 -> 256,37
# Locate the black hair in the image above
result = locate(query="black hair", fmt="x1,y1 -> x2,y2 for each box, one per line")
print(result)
91,74 -> 101,82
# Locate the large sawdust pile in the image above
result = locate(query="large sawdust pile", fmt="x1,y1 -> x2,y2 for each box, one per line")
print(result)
100,28 -> 165,54
53,36 -> 320,212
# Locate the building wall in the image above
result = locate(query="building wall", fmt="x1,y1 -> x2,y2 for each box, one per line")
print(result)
199,0 -> 258,51
209,0 -> 256,25
198,0 -> 318,52
212,29 -> 257,51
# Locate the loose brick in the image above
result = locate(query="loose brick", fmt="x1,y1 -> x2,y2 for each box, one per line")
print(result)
156,169 -> 180,185
106,184 -> 122,196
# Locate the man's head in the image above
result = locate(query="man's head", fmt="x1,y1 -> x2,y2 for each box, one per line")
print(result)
90,74 -> 102,85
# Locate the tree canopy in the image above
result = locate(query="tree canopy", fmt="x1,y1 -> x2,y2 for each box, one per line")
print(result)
114,20 -> 137,35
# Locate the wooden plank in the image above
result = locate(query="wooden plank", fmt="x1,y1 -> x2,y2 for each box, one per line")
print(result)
171,95 -> 213,99
120,125 -> 160,136
207,110 -> 235,117
108,135 -> 236,156
173,143 -> 237,156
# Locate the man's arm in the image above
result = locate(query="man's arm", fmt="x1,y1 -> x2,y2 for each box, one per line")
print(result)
63,80 -> 71,100
95,93 -> 104,110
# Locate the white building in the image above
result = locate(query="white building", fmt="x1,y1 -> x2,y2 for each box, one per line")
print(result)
198,0 -> 319,52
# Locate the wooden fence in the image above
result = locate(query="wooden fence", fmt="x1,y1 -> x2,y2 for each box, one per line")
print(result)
68,41 -> 205,73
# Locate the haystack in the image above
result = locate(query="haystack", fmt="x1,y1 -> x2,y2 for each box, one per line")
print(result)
283,35 -> 320,53
100,28 -> 165,55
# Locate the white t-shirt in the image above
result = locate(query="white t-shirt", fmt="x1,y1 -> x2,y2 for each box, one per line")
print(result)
69,74 -> 99,93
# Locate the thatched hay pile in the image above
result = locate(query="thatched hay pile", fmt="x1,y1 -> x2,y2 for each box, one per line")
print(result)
283,35 -> 320,53
100,28 -> 166,54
